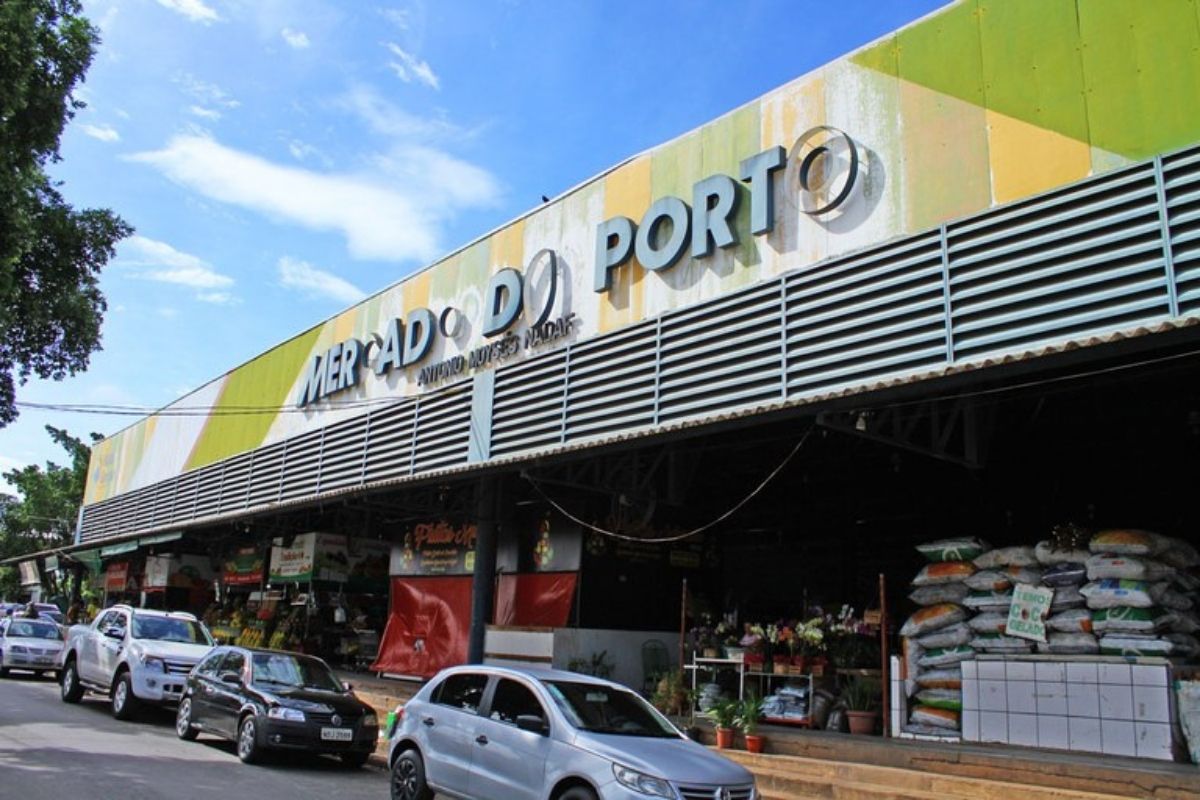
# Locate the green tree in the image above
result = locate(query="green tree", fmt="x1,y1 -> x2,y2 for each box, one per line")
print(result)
0,425 -> 98,599
0,0 -> 132,427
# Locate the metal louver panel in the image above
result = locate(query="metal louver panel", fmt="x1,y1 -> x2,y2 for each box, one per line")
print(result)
191,463 -> 224,520
491,350 -> 567,456
246,442 -> 285,508
317,413 -> 369,493
786,231 -> 946,395
278,430 -> 324,503
948,163 -> 1169,359
151,482 -> 176,529
412,387 -> 471,473
362,401 -> 417,482
217,452 -> 252,515
1165,149 -> 1200,316
659,281 -> 783,422
565,321 -> 656,439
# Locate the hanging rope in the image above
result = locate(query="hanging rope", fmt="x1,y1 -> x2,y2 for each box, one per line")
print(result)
521,425 -> 814,543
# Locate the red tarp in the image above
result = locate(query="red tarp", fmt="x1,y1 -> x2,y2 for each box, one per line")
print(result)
494,572 -> 576,627
372,572 -> 578,678
371,576 -> 473,678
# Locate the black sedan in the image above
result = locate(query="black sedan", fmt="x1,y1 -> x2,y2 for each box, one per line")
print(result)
175,645 -> 378,767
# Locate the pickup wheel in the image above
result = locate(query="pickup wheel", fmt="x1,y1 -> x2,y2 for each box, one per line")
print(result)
111,671 -> 139,720
60,660 -> 84,703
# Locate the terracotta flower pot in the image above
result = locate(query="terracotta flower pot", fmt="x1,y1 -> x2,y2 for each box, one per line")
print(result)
715,726 -> 735,749
744,733 -> 765,753
846,710 -> 878,735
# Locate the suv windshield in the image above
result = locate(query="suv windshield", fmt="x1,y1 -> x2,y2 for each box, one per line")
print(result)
7,620 -> 62,640
542,680 -> 680,738
251,652 -> 342,692
130,615 -> 213,645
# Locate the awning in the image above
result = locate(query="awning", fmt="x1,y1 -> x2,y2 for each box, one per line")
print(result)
73,549 -> 103,574
139,531 -> 183,547
99,541 -> 139,558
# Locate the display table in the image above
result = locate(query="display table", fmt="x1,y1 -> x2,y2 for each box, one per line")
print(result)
687,656 -> 817,727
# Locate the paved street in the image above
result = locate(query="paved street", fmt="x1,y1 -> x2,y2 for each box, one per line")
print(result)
0,674 -> 391,800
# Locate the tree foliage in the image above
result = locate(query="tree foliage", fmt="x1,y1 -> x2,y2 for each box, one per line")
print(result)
0,0 -> 132,426
0,425 -> 97,598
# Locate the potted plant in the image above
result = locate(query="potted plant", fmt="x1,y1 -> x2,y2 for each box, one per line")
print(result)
704,697 -> 739,749
735,692 -> 766,753
842,675 -> 881,735
651,669 -> 693,718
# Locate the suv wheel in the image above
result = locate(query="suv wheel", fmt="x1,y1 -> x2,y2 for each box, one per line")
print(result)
237,715 -> 262,764
61,660 -> 84,703
111,672 -> 139,720
391,750 -> 433,800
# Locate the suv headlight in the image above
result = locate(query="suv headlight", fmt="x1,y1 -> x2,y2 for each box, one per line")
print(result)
613,764 -> 673,798
140,655 -> 166,672
268,707 -> 306,722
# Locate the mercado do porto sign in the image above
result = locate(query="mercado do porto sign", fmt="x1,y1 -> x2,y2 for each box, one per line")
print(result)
296,126 -> 861,408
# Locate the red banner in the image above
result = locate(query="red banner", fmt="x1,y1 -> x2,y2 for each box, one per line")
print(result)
105,562 -> 130,593
494,573 -> 576,627
371,576 -> 473,678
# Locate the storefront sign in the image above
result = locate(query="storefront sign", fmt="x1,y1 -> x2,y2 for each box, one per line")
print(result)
270,533 -> 316,582
224,546 -> 265,586
144,555 -> 173,589
524,512 -> 581,573
389,522 -> 477,576
1005,583 -> 1054,642
105,561 -> 130,593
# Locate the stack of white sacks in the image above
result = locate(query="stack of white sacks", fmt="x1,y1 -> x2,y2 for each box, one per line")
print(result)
899,530 -> 1200,735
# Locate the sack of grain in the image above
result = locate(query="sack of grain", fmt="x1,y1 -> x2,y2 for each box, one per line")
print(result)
1166,633 -> 1200,657
964,566 -> 1042,592
1042,562 -> 1087,587
1085,554 -> 1174,582
1098,634 -> 1174,657
963,590 -> 1014,611
1158,536 -> 1200,569
912,562 -> 976,586
1089,529 -> 1169,557
1045,608 -> 1093,634
974,546 -> 1037,569
915,689 -> 962,711
916,537 -> 991,563
1051,584 -> 1087,610
915,667 -> 962,690
1035,540 -> 1090,566
918,646 -> 975,668
909,583 -> 969,606
1043,632 -> 1099,655
900,604 -> 966,637
910,705 -> 960,730
1079,579 -> 1165,609
916,622 -> 973,649
969,633 -> 1033,653
967,612 -> 1008,634
1091,607 -> 1173,634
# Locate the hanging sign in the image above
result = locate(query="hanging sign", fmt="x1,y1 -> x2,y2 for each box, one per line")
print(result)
105,561 -> 130,593
1005,583 -> 1054,642
270,533 -> 317,582
224,546 -> 265,586
18,560 -> 40,587
144,555 -> 173,589
389,522 -> 477,576
524,512 -> 582,573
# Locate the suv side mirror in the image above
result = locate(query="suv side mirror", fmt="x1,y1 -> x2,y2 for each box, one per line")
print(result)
515,714 -> 548,735
219,672 -> 242,685
103,627 -> 124,640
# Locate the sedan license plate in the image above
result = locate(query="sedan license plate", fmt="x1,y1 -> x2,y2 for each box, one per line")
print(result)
320,727 -> 353,742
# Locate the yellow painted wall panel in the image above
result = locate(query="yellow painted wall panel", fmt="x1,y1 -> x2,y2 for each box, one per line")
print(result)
599,156 -> 651,332
987,109 -> 1092,204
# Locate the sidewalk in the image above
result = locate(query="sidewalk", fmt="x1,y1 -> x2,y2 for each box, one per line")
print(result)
333,669 -> 422,766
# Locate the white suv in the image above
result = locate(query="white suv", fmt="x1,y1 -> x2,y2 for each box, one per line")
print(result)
60,605 -> 215,719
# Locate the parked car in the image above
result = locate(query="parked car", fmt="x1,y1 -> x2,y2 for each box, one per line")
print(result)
59,604 -> 215,719
0,617 -> 65,678
175,646 -> 378,767
33,603 -> 65,625
387,665 -> 758,800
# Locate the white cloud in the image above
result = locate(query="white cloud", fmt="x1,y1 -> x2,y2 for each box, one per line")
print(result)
197,291 -> 239,305
385,43 -> 440,90
128,134 -> 500,262
379,8 -> 410,29
175,73 -> 240,110
281,27 -> 310,48
118,235 -> 235,291
189,105 -> 222,121
277,257 -> 366,304
81,123 -> 120,142
337,84 -> 459,140
157,0 -> 220,24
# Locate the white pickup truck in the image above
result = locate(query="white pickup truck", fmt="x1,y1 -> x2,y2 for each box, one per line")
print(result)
58,604 -> 215,720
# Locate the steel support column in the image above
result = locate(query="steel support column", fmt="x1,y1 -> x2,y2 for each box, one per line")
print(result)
467,476 -> 498,664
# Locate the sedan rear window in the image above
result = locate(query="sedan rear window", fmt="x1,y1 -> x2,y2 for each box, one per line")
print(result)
542,680 -> 680,738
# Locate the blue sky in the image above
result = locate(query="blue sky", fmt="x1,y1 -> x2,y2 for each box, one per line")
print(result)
0,0 -> 949,493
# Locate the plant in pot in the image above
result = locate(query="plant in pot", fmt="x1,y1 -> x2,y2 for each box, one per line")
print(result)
704,697 -> 739,749
735,691 -> 766,753
651,669 -> 693,718
842,675 -> 881,735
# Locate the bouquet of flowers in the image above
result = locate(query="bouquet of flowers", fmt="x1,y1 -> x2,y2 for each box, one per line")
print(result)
689,613 -> 719,653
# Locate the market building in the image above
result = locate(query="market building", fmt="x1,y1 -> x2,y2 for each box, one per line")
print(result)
17,0 -> 1200,779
